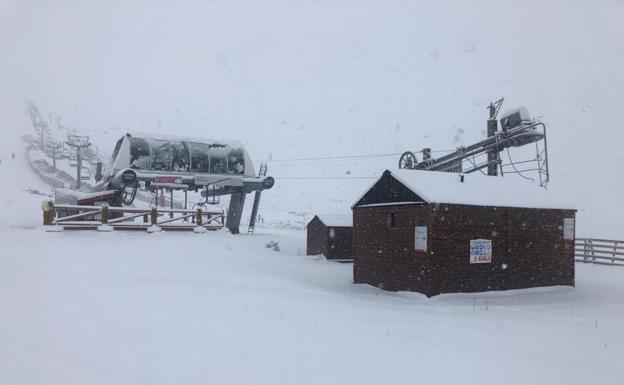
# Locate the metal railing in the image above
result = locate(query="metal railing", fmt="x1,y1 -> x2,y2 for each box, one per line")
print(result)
42,201 -> 224,232
575,238 -> 624,266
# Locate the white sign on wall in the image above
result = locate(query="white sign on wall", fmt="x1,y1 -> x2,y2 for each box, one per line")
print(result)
563,218 -> 575,240
415,226 -> 428,252
470,239 -> 492,264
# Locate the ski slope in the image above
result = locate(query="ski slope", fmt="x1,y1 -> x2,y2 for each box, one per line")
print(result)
1,214 -> 623,385
1,120 -> 624,385
1,1 -> 624,384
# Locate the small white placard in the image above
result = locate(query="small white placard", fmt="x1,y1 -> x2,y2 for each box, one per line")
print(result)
470,239 -> 492,264
563,218 -> 575,240
415,226 -> 427,252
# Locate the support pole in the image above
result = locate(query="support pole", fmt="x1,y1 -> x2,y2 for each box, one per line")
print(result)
170,189 -> 174,218
226,192 -> 246,234
151,207 -> 158,226
76,147 -> 82,189
196,209 -> 203,226
487,100 -> 502,176
43,201 -> 55,225
101,205 -> 109,224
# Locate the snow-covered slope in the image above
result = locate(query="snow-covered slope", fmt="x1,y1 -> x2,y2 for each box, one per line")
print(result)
1,224 -> 624,385
1,1 -> 624,384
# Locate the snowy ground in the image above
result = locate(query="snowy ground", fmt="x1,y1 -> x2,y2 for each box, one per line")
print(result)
1,227 -> 623,385
1,1 -> 624,383
1,144 -> 624,385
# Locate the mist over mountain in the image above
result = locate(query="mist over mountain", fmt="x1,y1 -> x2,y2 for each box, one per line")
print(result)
1,0 -> 623,236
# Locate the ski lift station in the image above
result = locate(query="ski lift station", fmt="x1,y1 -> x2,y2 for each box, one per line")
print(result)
351,170 -> 576,297
48,133 -> 275,233
103,133 -> 274,233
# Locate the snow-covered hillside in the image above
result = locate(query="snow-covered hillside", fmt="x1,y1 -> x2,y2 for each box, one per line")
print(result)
1,110 -> 624,385
1,1 -> 624,384
1,191 -> 624,385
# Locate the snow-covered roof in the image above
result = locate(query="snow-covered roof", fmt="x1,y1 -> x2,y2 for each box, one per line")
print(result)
354,169 -> 576,210
314,214 -> 353,227
130,132 -> 245,148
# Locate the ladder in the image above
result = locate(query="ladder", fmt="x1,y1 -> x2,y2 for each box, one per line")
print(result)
247,163 -> 268,234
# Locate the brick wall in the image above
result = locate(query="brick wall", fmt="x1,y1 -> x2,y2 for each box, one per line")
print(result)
353,203 -> 575,297
326,226 -> 353,260
307,217 -> 327,256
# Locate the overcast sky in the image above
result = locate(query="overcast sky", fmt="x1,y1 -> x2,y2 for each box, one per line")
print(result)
1,0 -> 623,234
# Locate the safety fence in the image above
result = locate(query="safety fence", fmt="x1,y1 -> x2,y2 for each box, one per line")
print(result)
42,201 -> 224,232
575,238 -> 624,266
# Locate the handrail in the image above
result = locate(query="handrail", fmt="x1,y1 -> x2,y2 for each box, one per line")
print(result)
576,237 -> 624,244
53,204 -> 221,215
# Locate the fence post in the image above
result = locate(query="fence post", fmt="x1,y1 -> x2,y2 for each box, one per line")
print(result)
196,209 -> 203,226
143,213 -> 148,223
590,240 -> 596,261
43,201 -> 55,225
101,205 -> 109,224
151,207 -> 158,225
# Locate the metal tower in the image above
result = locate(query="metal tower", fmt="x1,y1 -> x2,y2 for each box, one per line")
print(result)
398,98 -> 550,187
66,135 -> 92,189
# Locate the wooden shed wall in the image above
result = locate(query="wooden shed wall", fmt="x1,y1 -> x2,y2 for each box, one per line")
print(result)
353,204 -> 432,293
307,217 -> 327,256
353,203 -> 576,297
326,226 -> 353,260
428,204 -> 575,295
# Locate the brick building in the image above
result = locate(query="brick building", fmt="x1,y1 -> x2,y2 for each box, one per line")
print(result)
352,170 -> 576,297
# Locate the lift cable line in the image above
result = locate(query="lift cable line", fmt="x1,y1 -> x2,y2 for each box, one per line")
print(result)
259,149 -> 457,164
261,153 -> 401,162
276,176 -> 377,180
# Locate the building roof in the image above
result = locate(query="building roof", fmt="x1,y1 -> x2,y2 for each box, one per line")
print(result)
353,169 -> 575,210
312,214 -> 353,227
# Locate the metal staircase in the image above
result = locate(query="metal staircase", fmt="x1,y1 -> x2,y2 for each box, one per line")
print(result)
247,163 -> 268,234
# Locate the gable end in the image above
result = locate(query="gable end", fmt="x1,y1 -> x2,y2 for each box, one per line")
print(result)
353,172 -> 427,207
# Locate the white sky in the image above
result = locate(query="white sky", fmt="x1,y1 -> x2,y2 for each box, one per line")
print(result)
1,0 -> 623,235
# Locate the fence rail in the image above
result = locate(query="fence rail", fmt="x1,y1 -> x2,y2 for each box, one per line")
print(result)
42,201 -> 224,232
575,238 -> 624,266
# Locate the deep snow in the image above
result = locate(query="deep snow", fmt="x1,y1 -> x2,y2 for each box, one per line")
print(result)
1,1 -> 624,384
1,227 -> 624,385
1,121 -> 623,385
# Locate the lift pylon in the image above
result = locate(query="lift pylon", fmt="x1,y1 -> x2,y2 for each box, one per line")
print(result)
399,98 -> 550,187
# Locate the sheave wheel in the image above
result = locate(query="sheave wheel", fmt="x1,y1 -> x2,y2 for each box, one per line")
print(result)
399,151 -> 417,169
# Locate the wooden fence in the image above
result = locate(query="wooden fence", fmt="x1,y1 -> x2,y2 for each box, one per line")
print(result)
575,238 -> 624,266
42,201 -> 224,232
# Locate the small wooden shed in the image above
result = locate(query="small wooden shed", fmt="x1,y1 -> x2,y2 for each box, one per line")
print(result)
307,214 -> 353,261
352,170 -> 576,297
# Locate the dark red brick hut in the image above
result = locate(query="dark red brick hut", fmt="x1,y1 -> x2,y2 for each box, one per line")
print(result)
307,215 -> 353,261
352,170 -> 576,297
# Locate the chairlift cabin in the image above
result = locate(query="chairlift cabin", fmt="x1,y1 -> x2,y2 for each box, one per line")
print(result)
107,133 -> 256,178
98,133 -> 274,234
102,133 -> 273,192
